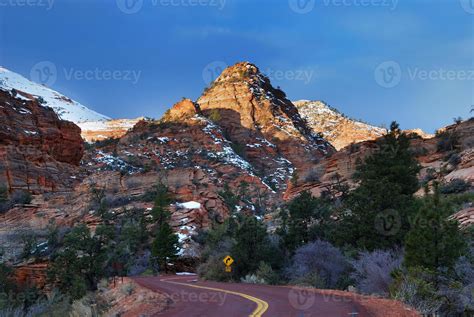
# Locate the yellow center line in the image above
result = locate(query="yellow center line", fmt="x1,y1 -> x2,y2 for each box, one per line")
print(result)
163,279 -> 269,317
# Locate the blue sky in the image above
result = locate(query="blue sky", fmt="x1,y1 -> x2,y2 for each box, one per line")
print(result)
0,0 -> 473,132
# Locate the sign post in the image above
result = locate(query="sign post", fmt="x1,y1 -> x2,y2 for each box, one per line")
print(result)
223,255 -> 234,273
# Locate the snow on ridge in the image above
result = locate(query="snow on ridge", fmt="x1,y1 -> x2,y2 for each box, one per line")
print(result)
176,201 -> 201,209
0,67 -> 110,124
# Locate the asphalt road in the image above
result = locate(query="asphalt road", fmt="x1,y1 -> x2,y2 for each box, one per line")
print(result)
133,275 -> 370,317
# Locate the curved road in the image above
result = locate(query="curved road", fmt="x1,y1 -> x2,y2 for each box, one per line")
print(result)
133,275 -> 370,317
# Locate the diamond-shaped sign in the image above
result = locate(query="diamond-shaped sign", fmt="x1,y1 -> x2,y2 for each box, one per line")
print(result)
223,255 -> 234,267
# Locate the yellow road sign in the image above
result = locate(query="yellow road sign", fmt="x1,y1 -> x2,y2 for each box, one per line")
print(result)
225,266 -> 232,272
223,255 -> 234,267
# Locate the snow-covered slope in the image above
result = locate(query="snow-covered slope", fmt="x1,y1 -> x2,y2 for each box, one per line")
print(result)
0,67 -> 109,123
294,100 -> 387,150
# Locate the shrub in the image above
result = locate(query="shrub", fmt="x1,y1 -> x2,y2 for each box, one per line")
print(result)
254,261 -> 280,285
198,253 -> 233,282
208,109 -> 221,122
440,179 -> 471,194
391,268 -> 443,315
241,274 -> 266,284
351,249 -> 402,296
120,283 -> 135,296
447,153 -> 462,166
304,168 -> 322,183
286,240 -> 349,289
10,190 -> 32,205
436,131 -> 459,152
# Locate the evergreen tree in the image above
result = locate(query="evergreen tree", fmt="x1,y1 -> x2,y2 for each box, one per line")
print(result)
232,215 -> 280,278
337,122 -> 421,250
151,182 -> 173,225
219,183 -> 239,212
48,224 -> 113,299
150,183 -> 179,273
404,185 -> 467,272
278,191 -> 331,252
151,222 -> 180,273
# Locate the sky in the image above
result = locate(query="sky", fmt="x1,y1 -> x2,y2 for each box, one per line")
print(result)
0,0 -> 473,132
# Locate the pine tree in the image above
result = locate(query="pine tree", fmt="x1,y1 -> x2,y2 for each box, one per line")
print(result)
337,122 -> 421,250
48,224 -> 112,298
150,183 -> 179,273
404,185 -> 467,272
232,216 -> 280,278
152,222 -> 180,273
151,182 -> 173,225
279,191 -> 330,252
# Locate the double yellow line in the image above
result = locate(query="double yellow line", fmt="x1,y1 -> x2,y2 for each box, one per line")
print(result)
164,279 -> 269,317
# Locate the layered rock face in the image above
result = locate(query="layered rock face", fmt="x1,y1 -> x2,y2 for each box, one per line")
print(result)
197,62 -> 334,187
285,118 -> 474,200
0,89 -> 84,194
294,100 -> 387,150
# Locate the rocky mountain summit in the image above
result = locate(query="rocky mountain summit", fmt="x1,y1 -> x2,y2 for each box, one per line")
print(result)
197,62 -> 334,182
294,100 -> 387,150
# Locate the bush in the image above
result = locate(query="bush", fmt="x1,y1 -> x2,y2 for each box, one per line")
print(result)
351,249 -> 402,296
198,252 -> 233,282
120,283 -> 135,296
447,153 -> 462,166
440,179 -> 471,194
254,261 -> 280,285
391,268 -> 443,315
286,240 -> 349,289
10,190 -> 32,205
241,274 -> 266,284
208,109 -> 221,122
436,131 -> 459,152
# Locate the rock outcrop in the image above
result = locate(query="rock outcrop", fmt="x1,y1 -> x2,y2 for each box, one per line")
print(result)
285,118 -> 474,200
0,89 -> 84,194
294,100 -> 387,150
79,118 -> 143,142
197,62 -> 335,187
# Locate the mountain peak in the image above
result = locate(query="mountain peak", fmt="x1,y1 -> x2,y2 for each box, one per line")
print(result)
213,61 -> 260,84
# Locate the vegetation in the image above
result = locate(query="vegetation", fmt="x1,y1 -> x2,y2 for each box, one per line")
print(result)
150,183 -> 180,273
335,122 -> 421,250
404,185 -> 467,272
